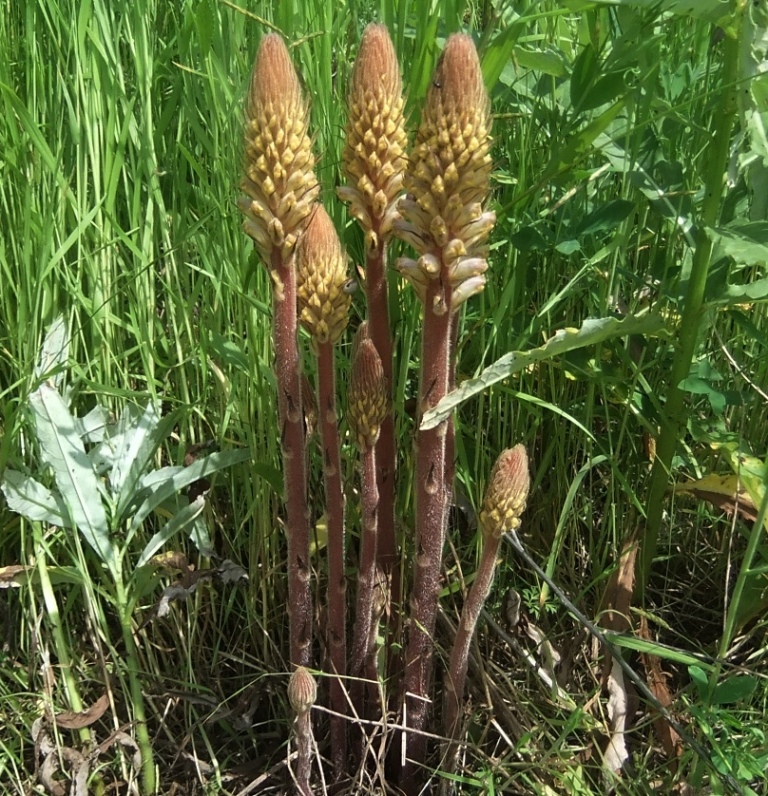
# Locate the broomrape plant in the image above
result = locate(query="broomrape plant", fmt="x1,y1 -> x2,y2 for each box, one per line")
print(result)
239,26 -> 518,794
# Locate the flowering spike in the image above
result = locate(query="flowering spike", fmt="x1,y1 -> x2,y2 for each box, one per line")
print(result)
241,34 -> 319,261
296,206 -> 352,347
394,34 -> 493,307
348,323 -> 388,450
340,24 -> 408,239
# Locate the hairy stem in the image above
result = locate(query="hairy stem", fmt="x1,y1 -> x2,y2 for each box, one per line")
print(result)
316,340 -> 347,775
365,234 -> 397,585
272,246 -> 312,668
294,710 -> 313,796
350,444 -> 380,726
401,278 -> 454,787
444,534 -> 500,748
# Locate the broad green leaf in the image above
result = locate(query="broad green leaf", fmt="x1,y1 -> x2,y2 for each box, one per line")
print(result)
421,315 -> 666,430
512,46 -> 568,78
1,470 -> 71,527
571,199 -> 634,238
605,632 -> 714,669
34,316 -> 69,388
688,664 -> 710,701
570,44 -> 598,111
209,332 -> 249,375
129,449 -> 250,537
605,0 -> 730,23
29,385 -> 116,572
711,675 -> 758,705
481,16 -> 523,90
707,222 -> 768,267
137,497 -> 207,567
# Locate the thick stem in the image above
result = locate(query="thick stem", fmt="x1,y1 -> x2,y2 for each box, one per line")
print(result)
365,232 -> 397,582
316,341 -> 347,777
638,25 -> 739,593
294,710 -> 313,796
444,534 -> 500,746
350,445 -> 380,723
401,278 -> 454,788
271,247 -> 312,668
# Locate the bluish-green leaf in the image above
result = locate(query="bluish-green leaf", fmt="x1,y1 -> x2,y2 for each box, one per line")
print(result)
129,449 -> 250,537
34,316 -> 69,388
421,315 -> 667,430
1,469 -> 71,527
137,497 -> 207,567
29,385 -> 116,572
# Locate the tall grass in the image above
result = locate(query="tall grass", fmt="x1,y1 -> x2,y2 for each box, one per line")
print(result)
1,0 -> 767,794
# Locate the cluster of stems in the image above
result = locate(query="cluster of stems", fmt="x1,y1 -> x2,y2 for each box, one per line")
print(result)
239,26 -> 522,794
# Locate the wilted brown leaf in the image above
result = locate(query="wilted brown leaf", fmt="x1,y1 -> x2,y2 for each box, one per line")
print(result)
639,616 -> 683,764
52,693 -> 109,730
672,473 -> 757,522
0,564 -> 32,588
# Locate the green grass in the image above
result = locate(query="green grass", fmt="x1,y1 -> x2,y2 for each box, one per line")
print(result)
2,0 -> 768,794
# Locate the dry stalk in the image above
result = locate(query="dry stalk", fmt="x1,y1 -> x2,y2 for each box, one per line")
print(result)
239,33 -> 319,669
338,23 -> 407,622
296,204 -> 352,777
393,34 -> 494,787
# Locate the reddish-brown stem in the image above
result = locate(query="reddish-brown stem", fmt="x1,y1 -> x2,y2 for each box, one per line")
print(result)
401,277 -> 454,789
444,533 -> 500,743
271,247 -> 312,670
365,233 -> 397,577
350,444 -> 380,735
316,340 -> 347,778
365,230 -> 403,695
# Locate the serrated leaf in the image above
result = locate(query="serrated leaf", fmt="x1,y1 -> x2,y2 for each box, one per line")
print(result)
29,385 -> 116,572
137,497 -> 207,567
129,449 -> 250,537
422,315 -> 666,430
1,469 -> 71,526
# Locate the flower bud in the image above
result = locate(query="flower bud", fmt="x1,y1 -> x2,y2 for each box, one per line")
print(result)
479,445 -> 530,540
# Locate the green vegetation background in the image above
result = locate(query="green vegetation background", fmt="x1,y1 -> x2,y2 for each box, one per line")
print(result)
2,0 -> 767,793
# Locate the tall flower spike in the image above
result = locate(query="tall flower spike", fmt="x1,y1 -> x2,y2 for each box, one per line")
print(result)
297,206 -> 352,348
240,34 -> 319,261
394,34 -> 494,311
479,444 -> 530,540
339,23 -> 408,249
348,323 -> 388,451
